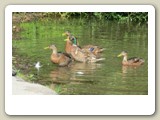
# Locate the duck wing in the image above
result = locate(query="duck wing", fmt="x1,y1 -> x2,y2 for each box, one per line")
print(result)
128,57 -> 144,63
58,52 -> 71,58
57,53 -> 72,66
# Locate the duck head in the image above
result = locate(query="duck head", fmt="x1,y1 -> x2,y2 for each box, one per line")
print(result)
117,51 -> 128,57
62,30 -> 71,37
44,44 -> 58,54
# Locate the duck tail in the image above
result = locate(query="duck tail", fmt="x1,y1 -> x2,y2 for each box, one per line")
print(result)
96,58 -> 106,62
88,58 -> 105,63
99,48 -> 106,52
140,58 -> 145,64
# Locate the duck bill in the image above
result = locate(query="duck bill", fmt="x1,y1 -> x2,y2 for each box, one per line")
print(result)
117,54 -> 122,57
44,46 -> 49,49
62,33 -> 66,36
64,39 -> 69,41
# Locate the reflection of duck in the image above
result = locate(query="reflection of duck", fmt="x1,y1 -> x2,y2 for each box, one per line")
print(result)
70,62 -> 102,71
44,44 -> 72,67
49,62 -> 102,84
117,51 -> 145,66
63,31 -> 106,56
64,39 -> 105,63
122,65 -> 140,74
49,67 -> 71,83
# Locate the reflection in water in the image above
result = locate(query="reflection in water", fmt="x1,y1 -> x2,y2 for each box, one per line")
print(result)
119,65 -> 148,95
49,67 -> 70,84
49,62 -> 102,84
121,65 -> 146,81
122,65 -> 141,74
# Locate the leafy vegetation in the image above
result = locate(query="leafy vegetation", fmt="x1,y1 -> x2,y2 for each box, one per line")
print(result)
13,12 -> 148,23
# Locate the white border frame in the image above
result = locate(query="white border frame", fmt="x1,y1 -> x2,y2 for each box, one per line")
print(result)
5,5 -> 155,115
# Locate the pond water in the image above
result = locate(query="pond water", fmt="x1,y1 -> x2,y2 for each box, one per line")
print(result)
13,18 -> 148,95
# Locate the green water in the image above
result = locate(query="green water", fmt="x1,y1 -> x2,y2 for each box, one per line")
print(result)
13,19 -> 148,95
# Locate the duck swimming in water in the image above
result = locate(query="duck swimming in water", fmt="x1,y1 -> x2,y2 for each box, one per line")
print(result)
64,38 -> 105,63
62,31 -> 106,56
44,44 -> 72,67
117,51 -> 145,66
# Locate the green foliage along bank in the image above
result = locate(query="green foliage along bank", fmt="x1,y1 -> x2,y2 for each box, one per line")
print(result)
13,12 -> 148,23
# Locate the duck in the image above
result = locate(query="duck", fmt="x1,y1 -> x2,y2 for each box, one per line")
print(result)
64,36 -> 74,55
117,51 -> 145,66
62,30 -> 79,46
44,44 -> 72,67
62,31 -> 106,56
64,38 -> 105,63
81,44 -> 106,56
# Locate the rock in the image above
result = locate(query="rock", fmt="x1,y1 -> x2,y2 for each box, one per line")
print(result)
12,76 -> 58,95
12,69 -> 17,76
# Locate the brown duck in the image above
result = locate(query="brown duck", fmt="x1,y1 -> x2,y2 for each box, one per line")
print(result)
64,39 -> 105,63
117,51 -> 145,66
44,44 -> 72,67
63,31 -> 106,56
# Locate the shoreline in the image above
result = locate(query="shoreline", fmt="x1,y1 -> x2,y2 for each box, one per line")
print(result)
12,76 -> 58,95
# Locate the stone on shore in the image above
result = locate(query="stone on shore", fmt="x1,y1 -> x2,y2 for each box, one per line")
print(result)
12,76 -> 57,95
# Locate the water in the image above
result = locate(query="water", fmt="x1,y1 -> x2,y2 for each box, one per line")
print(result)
13,19 -> 148,95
